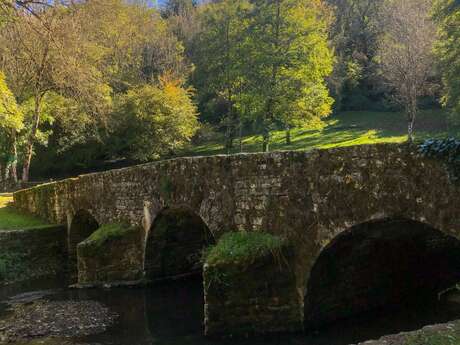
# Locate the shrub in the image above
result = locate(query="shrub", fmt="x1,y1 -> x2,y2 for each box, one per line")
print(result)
205,231 -> 285,266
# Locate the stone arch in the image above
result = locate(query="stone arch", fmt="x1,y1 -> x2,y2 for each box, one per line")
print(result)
68,209 -> 99,273
144,206 -> 215,281
303,217 -> 460,328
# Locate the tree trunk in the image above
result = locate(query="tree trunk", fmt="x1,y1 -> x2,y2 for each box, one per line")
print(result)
285,125 -> 291,145
262,128 -> 270,152
407,101 -> 417,143
239,120 -> 243,153
22,95 -> 42,182
11,133 -> 18,183
225,135 -> 234,153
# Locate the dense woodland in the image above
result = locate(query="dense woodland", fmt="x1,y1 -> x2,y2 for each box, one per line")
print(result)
0,0 -> 459,182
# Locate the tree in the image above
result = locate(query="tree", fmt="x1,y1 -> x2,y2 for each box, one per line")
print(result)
327,0 -> 385,111
0,3 -> 110,181
193,0 -> 252,151
162,0 -> 201,58
162,0 -> 197,17
377,0 -> 436,142
434,0 -> 460,118
111,79 -> 199,161
0,71 -> 23,182
79,0 -> 190,92
245,0 -> 334,151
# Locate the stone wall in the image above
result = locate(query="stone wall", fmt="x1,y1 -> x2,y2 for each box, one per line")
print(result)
12,143 -> 460,334
0,226 -> 66,284
77,227 -> 143,286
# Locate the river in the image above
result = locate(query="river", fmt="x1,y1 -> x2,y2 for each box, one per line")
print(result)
1,277 -> 460,345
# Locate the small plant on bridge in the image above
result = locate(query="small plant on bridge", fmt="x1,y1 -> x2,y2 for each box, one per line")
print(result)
419,138 -> 460,181
205,231 -> 285,266
204,232 -> 287,287
83,223 -> 134,247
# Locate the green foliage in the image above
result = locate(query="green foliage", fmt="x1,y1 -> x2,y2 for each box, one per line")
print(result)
193,0 -> 334,151
205,231 -> 284,265
0,71 -> 23,131
419,138 -> 460,181
0,71 -> 23,171
193,0 -> 252,139
327,0 -> 385,112
84,223 -> 133,247
244,0 -> 334,149
434,0 -> 460,119
162,0 -> 197,17
111,81 -> 199,161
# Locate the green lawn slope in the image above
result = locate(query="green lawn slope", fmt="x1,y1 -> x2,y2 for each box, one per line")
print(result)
188,110 -> 456,156
0,194 -> 51,231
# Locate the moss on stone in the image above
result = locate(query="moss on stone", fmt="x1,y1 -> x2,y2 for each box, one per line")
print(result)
83,223 -> 133,248
205,231 -> 285,266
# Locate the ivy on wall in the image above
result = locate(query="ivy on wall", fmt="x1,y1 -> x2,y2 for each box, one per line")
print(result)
419,138 -> 460,182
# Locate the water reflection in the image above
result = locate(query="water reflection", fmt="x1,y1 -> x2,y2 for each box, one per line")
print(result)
1,277 -> 460,345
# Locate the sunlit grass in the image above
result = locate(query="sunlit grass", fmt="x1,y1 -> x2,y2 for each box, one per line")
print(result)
0,193 -> 51,231
0,194 -> 12,208
187,109 -> 457,156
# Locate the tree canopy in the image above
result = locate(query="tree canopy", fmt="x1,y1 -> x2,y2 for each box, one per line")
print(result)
1,0 -> 460,181
435,0 -> 460,118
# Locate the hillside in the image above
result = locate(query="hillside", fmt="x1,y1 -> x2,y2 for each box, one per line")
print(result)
187,110 -> 456,156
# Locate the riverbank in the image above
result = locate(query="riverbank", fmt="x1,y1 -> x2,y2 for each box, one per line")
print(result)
355,320 -> 460,345
0,226 -> 66,285
0,299 -> 117,343
0,194 -> 66,285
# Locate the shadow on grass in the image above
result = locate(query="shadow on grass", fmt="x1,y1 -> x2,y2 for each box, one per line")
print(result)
186,109 -> 459,157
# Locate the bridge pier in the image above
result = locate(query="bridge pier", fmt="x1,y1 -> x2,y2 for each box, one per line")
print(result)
203,233 -> 302,337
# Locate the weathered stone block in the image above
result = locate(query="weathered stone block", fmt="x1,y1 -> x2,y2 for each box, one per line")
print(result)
77,224 -> 143,285
203,233 -> 301,337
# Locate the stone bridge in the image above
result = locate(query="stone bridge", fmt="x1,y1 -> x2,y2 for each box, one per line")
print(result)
13,143 -> 460,335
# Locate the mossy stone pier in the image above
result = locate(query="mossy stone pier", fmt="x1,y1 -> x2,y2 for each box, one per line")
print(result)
12,143 -> 460,335
203,232 -> 301,337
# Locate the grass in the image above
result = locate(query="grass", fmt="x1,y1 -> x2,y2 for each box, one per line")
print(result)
205,231 -> 284,265
187,109 -> 458,156
0,193 -> 51,231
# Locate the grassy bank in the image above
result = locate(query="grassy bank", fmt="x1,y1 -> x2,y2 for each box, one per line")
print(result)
0,194 -> 51,231
188,110 -> 457,156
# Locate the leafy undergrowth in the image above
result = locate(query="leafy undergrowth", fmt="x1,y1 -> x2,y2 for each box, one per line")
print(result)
0,194 -> 51,231
205,231 -> 284,265
419,138 -> 460,182
187,109 -> 456,156
84,223 -> 132,247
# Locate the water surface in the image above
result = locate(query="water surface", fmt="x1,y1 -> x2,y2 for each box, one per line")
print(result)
1,277 -> 460,345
